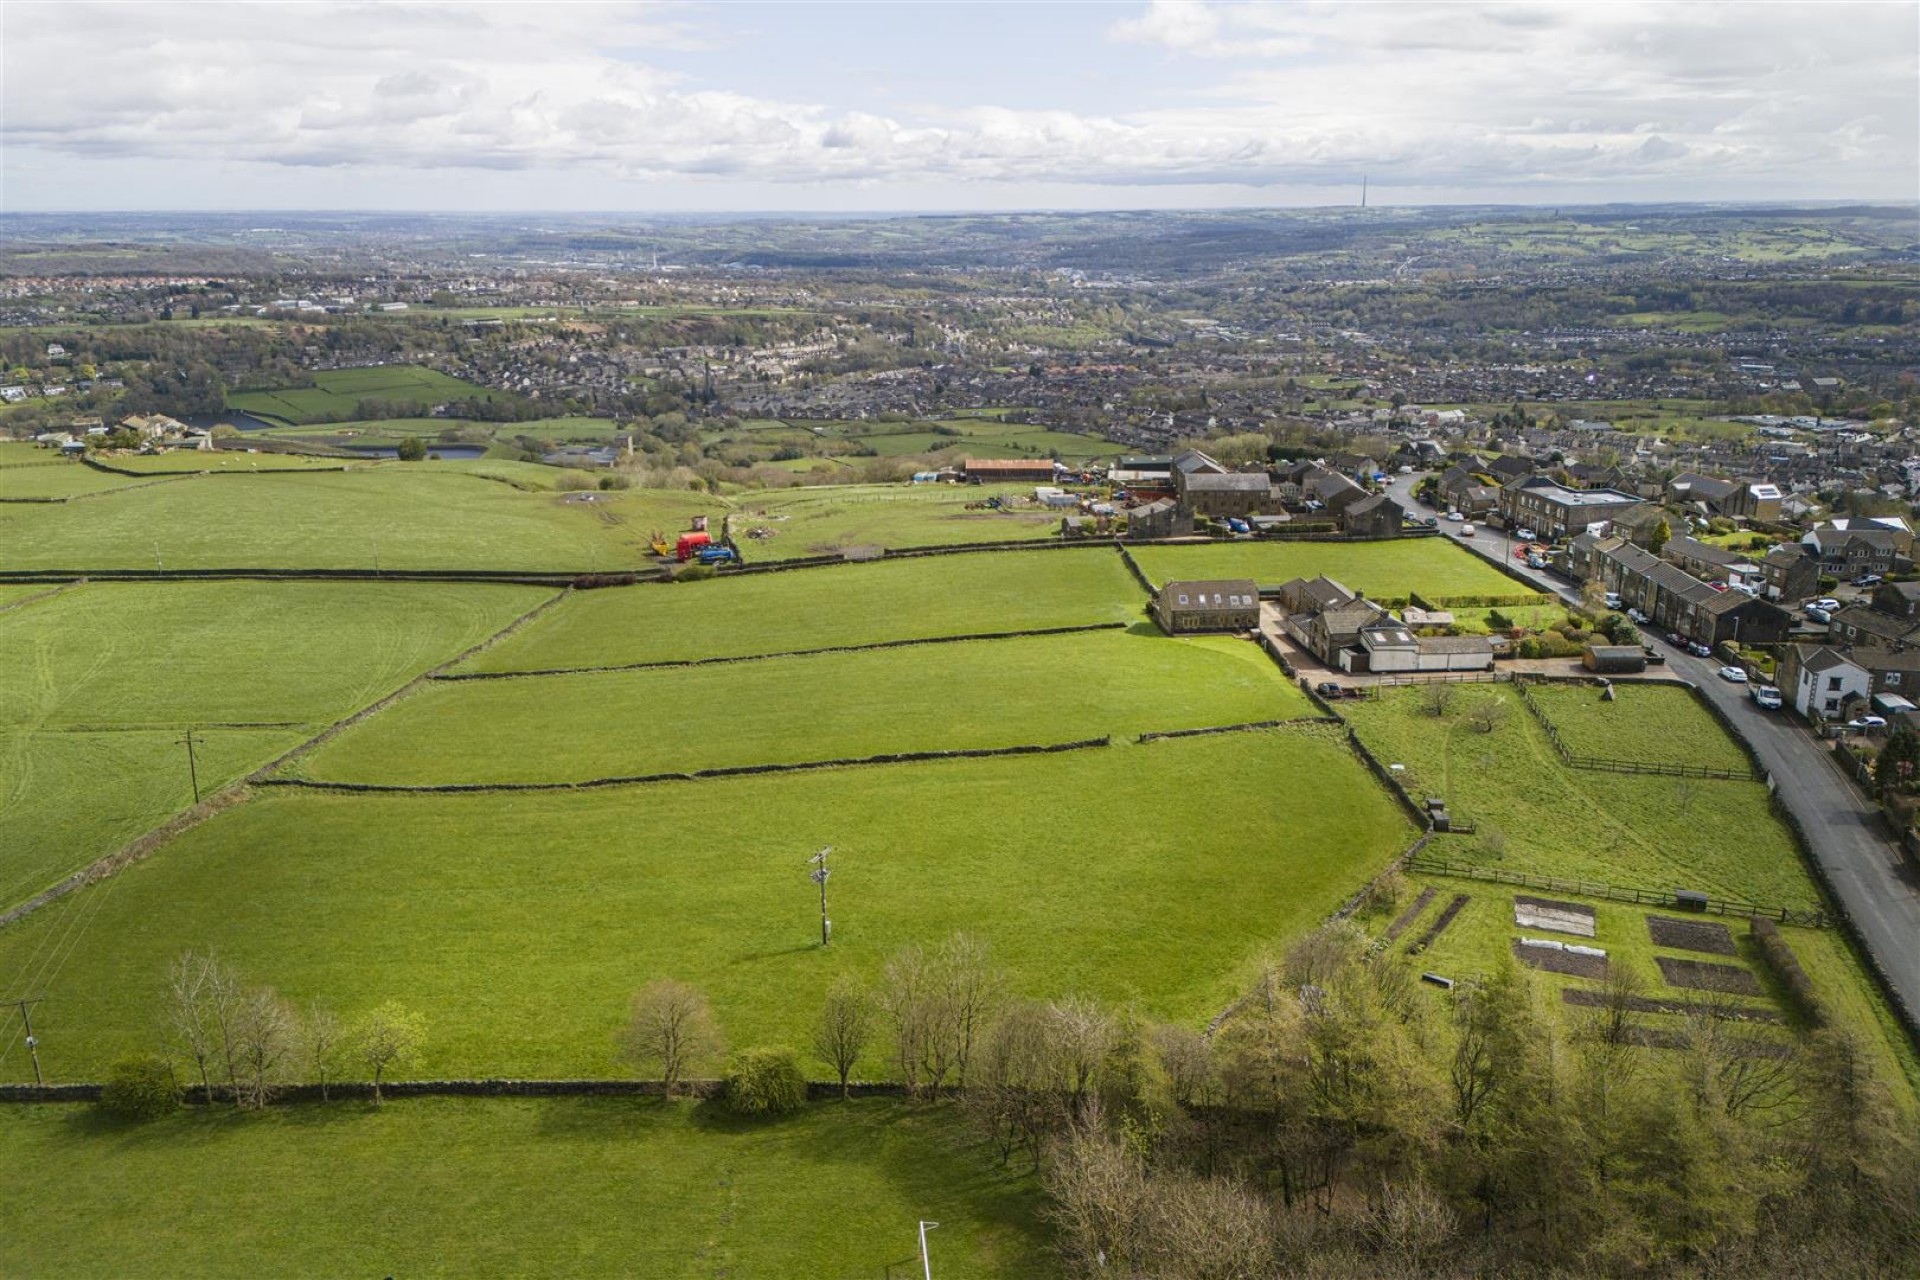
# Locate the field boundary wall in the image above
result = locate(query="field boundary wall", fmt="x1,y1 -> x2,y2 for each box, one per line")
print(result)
1511,678 -> 1765,781
436,621 -> 1132,681
261,736 -> 1117,795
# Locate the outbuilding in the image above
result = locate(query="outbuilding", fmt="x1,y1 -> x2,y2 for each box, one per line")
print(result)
1583,644 -> 1648,675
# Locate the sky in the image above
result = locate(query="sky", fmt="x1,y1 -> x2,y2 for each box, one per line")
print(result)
3,0 -> 1915,212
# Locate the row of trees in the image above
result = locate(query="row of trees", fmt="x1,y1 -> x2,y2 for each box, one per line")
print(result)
105,951 -> 425,1117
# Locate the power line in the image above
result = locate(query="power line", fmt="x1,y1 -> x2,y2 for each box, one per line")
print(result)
3,996 -> 46,1085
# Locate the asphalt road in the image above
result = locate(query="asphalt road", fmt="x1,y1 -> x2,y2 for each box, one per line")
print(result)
1390,471 -> 1920,1027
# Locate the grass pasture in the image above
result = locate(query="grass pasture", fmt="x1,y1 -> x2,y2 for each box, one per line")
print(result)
0,729 -> 1411,1081
0,469 -> 709,572
0,460 -> 150,499
735,484 -> 1062,560
459,548 -> 1146,673
1525,681 -> 1754,774
228,365 -> 507,425
0,1098 -> 1049,1279
301,629 -> 1311,786
0,581 -> 548,905
105,451 -> 355,473
1130,538 -> 1522,601
1341,686 -> 1813,905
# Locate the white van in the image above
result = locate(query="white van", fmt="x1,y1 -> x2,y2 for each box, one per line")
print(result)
1459,523 -> 1477,538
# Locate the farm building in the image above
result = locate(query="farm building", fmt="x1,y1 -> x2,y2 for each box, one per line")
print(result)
1127,499 -> 1192,540
1176,470 -> 1276,517
962,458 -> 1058,484
1152,579 -> 1260,633
1356,625 -> 1494,674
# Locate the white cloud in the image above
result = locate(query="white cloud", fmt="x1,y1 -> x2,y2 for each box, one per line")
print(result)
1,0 -> 1912,206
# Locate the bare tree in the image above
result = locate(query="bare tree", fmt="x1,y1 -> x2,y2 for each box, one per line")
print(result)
1152,1023 -> 1215,1108
229,985 -> 296,1110
813,976 -> 873,1099
1468,695 -> 1509,734
354,1001 -> 426,1106
303,1001 -> 345,1103
620,979 -> 720,1098
1047,996 -> 1117,1109
1421,682 -> 1457,718
880,944 -> 934,1095
166,950 -> 238,1103
936,932 -> 1004,1089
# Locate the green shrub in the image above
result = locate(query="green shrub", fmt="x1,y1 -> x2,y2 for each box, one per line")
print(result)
671,564 -> 717,583
721,1047 -> 808,1117
100,1053 -> 180,1121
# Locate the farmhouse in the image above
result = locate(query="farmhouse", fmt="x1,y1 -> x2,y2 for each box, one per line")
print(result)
1341,492 -> 1404,538
1153,579 -> 1260,633
1126,498 -> 1192,540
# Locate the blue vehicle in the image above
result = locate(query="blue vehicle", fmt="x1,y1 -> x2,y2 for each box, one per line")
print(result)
1226,517 -> 1250,534
696,545 -> 739,565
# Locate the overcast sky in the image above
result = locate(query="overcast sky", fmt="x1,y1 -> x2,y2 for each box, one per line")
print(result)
4,1 -> 1915,212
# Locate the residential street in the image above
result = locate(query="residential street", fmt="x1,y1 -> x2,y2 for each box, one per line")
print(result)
1389,471 -> 1920,1026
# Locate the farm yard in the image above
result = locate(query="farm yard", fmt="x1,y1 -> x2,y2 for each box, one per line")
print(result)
296,629 -> 1313,786
0,730 -> 1412,1081
1130,538 -> 1522,601
227,366 -> 510,426
458,548 -> 1147,673
0,1098 -> 1049,1278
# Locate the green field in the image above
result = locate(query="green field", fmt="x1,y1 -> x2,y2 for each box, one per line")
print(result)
1526,681 -> 1754,773
252,415 -> 620,448
0,469 -> 711,572
0,1098 -> 1048,1278
0,460 -> 150,499
1341,686 -> 1813,904
0,582 -> 548,905
460,549 -> 1145,673
228,365 -> 509,425
0,730 -> 1410,1080
1130,538 -> 1522,600
103,451 -> 356,473
301,630 -> 1310,786
736,484 -> 1060,560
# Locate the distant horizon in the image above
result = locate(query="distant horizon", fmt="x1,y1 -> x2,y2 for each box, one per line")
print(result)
6,2 -> 1913,214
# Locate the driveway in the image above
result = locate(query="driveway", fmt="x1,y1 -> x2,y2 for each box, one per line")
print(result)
1393,470 -> 1920,1028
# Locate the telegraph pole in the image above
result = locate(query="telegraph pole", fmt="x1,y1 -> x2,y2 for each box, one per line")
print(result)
807,846 -> 832,946
177,727 -> 202,804
7,996 -> 45,1086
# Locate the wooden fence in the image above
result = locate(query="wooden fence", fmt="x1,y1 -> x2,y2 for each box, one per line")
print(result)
1407,855 -> 1828,927
1511,679 -> 1763,782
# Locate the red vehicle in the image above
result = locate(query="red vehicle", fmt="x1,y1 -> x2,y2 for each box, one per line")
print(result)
675,531 -> 713,561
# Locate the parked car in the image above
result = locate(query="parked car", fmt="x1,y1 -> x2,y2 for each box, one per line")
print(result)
1751,685 -> 1783,709
1847,715 -> 1888,730
1626,607 -> 1649,624
1688,641 -> 1713,658
1853,574 -> 1884,587
1805,606 -> 1832,624
1445,511 -> 1464,522
1666,631 -> 1686,647
1516,528 -> 1537,542
1459,524 -> 1476,537
1526,555 -> 1547,569
1811,597 -> 1840,612
1604,592 -> 1623,610
1717,665 -> 1749,683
